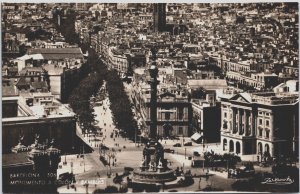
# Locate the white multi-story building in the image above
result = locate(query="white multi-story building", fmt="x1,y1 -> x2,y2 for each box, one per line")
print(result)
220,90 -> 298,160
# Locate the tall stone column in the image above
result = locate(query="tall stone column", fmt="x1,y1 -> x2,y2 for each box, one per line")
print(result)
251,113 -> 256,136
238,109 -> 242,134
248,112 -> 252,136
232,108 -> 236,134
243,110 -> 247,136
245,111 -> 250,136
148,64 -> 159,139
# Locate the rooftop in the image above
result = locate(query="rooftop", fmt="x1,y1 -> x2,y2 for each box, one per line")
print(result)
3,92 -> 75,119
251,92 -> 299,105
188,79 -> 228,90
27,48 -> 84,60
16,54 -> 44,61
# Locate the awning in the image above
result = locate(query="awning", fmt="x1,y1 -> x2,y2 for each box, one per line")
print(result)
191,132 -> 202,141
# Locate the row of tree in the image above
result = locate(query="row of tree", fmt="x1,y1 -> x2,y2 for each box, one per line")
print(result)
57,8 -> 137,138
51,8 -> 103,132
68,49 -> 104,134
97,67 -> 138,139
68,48 -> 137,138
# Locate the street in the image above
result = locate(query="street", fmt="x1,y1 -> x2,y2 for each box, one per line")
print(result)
57,84 -> 242,193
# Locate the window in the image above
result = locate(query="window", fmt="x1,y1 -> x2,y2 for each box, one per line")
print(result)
259,119 -> 262,125
223,120 -> 228,129
165,112 -> 170,120
259,111 -> 263,115
178,108 -> 183,120
266,113 -> 270,116
266,130 -> 270,138
224,112 -> 227,118
178,127 -> 183,135
259,129 -> 263,137
266,120 -> 269,127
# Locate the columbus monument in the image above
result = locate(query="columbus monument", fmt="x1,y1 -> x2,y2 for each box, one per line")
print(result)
132,46 -> 176,192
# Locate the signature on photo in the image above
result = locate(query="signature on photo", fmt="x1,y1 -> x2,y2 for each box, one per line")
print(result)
261,177 -> 294,185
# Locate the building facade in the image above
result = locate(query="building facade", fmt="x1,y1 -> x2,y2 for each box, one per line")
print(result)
191,91 -> 221,143
2,92 -> 76,154
220,92 -> 298,160
133,82 -> 192,137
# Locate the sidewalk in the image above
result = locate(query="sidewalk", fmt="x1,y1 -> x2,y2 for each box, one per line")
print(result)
166,153 -> 193,168
77,94 -> 141,151
57,154 -> 94,176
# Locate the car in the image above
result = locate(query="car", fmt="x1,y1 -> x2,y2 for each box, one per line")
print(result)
184,142 -> 193,146
193,151 -> 200,157
164,148 -> 175,153
228,164 -> 255,178
124,167 -> 134,172
173,143 -> 181,147
100,145 -> 109,150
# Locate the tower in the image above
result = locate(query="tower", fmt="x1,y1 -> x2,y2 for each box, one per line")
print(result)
148,62 -> 159,138
131,47 -> 176,192
153,3 -> 166,32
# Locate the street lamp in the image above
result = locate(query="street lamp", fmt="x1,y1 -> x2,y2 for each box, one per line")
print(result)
137,123 -> 142,147
135,127 -> 137,147
84,183 -> 88,194
198,177 -> 201,190
106,151 -> 116,176
83,158 -> 85,172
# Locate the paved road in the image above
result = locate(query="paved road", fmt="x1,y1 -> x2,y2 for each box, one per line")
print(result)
58,80 -> 276,193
